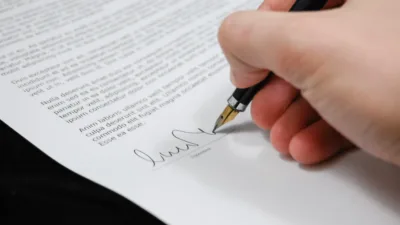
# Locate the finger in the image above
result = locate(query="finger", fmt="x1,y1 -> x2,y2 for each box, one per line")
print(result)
289,120 -> 354,165
270,97 -> 320,154
259,0 -> 296,11
218,8 -> 340,90
250,76 -> 299,130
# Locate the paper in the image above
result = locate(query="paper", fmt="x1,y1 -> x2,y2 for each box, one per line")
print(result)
1,1 -> 400,224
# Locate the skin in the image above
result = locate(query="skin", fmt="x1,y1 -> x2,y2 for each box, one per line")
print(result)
218,0 -> 400,166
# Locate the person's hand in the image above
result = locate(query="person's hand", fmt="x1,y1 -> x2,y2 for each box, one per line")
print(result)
218,0 -> 400,166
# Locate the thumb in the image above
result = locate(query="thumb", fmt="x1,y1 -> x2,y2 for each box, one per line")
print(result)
218,10 -> 339,91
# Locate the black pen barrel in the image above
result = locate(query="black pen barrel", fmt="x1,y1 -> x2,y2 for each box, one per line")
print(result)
290,0 -> 328,11
236,73 -> 273,106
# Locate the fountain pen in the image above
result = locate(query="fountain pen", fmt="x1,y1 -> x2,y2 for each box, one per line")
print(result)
213,0 -> 328,133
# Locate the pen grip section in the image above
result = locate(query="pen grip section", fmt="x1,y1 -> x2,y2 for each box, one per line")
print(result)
231,72 -> 273,106
232,88 -> 248,101
239,72 -> 273,105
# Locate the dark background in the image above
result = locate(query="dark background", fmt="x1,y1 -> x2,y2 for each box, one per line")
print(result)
0,120 -> 164,225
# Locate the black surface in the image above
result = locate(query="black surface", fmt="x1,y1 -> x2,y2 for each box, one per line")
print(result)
0,120 -> 164,225
232,72 -> 273,109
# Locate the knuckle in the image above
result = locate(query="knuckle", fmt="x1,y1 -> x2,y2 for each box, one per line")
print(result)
218,11 -> 250,49
218,13 -> 237,46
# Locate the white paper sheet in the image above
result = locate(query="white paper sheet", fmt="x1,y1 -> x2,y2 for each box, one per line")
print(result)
1,0 -> 400,224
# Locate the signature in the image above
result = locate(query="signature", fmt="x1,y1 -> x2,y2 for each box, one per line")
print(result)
133,128 -> 220,167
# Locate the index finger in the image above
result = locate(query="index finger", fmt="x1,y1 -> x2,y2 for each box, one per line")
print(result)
218,0 -> 345,89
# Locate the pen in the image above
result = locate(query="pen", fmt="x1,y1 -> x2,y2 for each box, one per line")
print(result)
213,0 -> 328,133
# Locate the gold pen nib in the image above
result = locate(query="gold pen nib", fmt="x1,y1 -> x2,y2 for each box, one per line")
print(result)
212,105 -> 239,133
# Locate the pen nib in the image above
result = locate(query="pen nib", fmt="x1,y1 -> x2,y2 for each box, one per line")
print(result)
212,106 -> 239,133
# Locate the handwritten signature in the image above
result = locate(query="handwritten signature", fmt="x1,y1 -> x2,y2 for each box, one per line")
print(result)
133,128 -> 220,167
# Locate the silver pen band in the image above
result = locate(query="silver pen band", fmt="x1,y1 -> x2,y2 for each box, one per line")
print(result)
227,96 -> 247,112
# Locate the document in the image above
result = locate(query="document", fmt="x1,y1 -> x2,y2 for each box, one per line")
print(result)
1,1 -> 400,224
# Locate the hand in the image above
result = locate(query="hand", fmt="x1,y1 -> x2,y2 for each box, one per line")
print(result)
218,0 -> 400,166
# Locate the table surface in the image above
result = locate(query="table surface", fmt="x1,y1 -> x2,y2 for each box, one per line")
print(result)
1,120 -> 164,225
